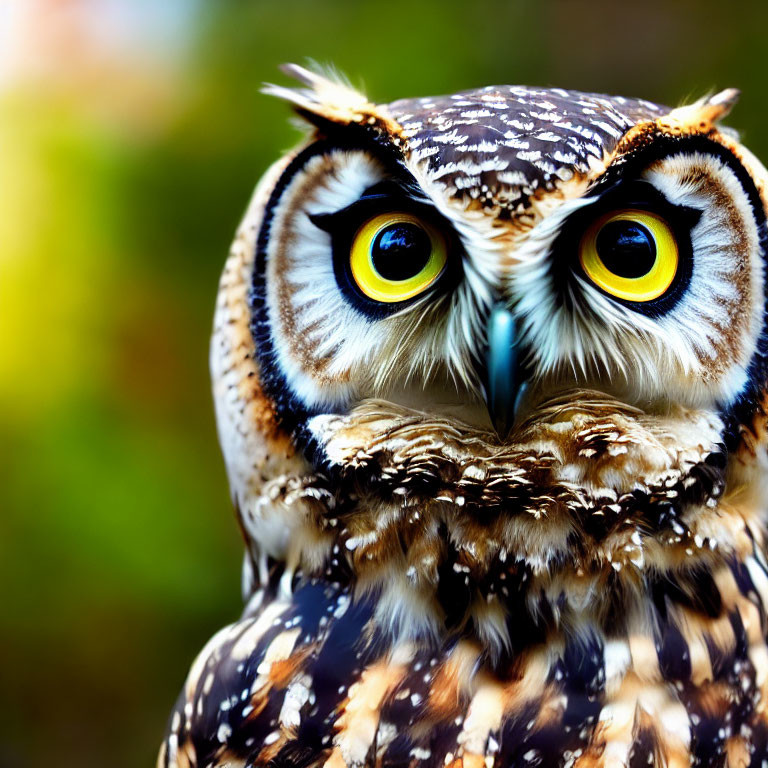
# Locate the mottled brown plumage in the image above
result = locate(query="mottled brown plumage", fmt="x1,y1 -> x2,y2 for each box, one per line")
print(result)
159,67 -> 768,768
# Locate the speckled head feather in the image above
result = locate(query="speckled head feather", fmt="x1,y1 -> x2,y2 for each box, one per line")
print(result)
160,67 -> 768,768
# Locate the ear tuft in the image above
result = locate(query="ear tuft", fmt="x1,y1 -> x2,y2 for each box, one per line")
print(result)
263,63 -> 399,133
662,88 -> 741,132
702,88 -> 741,120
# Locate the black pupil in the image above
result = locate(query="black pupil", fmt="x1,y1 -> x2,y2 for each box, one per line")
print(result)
595,220 -> 657,279
370,222 -> 432,281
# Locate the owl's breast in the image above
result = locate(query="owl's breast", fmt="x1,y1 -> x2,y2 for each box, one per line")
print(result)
157,393 -> 768,767
160,547 -> 768,768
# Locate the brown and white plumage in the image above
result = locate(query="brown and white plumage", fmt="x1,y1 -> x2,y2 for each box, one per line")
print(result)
159,66 -> 768,768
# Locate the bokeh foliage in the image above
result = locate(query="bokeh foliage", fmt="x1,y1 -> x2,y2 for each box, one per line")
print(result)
3,1 -> 768,765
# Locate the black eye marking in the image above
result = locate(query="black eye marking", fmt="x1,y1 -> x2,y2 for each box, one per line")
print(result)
551,179 -> 701,317
309,182 -> 463,318
309,180 -> 419,232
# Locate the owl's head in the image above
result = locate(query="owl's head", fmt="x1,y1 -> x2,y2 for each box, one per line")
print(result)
213,66 -> 768,649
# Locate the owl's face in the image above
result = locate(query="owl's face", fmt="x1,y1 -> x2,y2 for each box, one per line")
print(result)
255,94 -> 765,424
213,67 -> 768,646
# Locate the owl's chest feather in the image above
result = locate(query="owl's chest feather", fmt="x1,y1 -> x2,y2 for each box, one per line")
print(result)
159,403 -> 768,767
160,524 -> 768,768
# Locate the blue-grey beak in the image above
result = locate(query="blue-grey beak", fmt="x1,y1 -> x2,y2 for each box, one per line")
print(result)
481,303 -> 528,438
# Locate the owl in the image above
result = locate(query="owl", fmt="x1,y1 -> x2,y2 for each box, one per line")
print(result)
158,65 -> 768,768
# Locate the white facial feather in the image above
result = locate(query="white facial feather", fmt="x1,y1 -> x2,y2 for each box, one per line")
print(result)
264,148 -> 493,411
265,149 -> 388,408
262,138 -> 765,421
513,150 -> 764,408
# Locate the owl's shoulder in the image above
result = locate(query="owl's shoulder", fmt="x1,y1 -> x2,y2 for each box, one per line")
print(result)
160,579 -> 377,767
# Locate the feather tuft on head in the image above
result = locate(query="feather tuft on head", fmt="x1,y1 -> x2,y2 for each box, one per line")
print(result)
262,62 -> 401,133
661,88 -> 741,133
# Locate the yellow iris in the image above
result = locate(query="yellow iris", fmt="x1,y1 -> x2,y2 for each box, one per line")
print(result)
350,213 -> 448,303
579,209 -> 678,302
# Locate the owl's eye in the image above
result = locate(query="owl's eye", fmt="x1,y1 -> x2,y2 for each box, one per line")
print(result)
349,213 -> 448,303
579,210 -> 679,302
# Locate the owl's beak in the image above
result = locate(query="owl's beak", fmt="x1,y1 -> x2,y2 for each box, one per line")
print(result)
481,303 -> 528,438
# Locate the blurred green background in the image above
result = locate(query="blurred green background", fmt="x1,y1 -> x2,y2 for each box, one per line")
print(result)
2,1 -> 768,765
